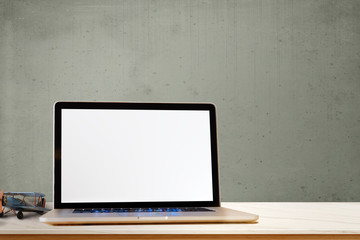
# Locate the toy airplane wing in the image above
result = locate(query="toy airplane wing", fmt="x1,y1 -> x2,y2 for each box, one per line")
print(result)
3,192 -> 46,197
16,205 -> 51,212
0,189 -> 3,214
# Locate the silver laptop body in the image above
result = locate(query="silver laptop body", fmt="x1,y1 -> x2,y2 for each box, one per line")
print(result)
40,102 -> 258,225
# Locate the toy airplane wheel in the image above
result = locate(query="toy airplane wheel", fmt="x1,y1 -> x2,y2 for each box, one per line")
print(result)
17,211 -> 23,219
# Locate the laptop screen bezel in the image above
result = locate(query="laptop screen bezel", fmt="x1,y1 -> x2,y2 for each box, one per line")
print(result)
54,102 -> 220,209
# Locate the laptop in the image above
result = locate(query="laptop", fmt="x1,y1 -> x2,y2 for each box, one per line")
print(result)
40,102 -> 258,225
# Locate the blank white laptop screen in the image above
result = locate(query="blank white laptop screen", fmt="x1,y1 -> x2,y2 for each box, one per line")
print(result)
61,109 -> 213,203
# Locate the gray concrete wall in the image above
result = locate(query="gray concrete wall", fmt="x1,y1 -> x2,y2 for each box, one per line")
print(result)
1,0 -> 359,201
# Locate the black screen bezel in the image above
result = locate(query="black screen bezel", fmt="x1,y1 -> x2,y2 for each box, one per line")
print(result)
54,102 -> 220,209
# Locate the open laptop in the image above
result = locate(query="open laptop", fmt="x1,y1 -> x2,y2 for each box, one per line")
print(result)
40,102 -> 258,225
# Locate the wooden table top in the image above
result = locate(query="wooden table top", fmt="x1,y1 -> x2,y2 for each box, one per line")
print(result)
1,202 -> 360,235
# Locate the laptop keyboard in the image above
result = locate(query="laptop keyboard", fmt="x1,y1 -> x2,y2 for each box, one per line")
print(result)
73,207 -> 214,213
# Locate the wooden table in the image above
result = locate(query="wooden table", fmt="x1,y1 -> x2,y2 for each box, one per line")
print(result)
1,202 -> 360,239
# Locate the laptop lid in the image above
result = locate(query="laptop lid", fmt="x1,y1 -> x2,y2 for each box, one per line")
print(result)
54,102 -> 220,209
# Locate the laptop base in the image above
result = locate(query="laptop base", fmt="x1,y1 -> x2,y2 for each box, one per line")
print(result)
40,207 -> 258,225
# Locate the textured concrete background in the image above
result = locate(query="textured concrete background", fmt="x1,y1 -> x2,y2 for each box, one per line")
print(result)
1,0 -> 359,201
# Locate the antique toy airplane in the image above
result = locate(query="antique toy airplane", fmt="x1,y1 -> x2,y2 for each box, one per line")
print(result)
0,189 -> 50,219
